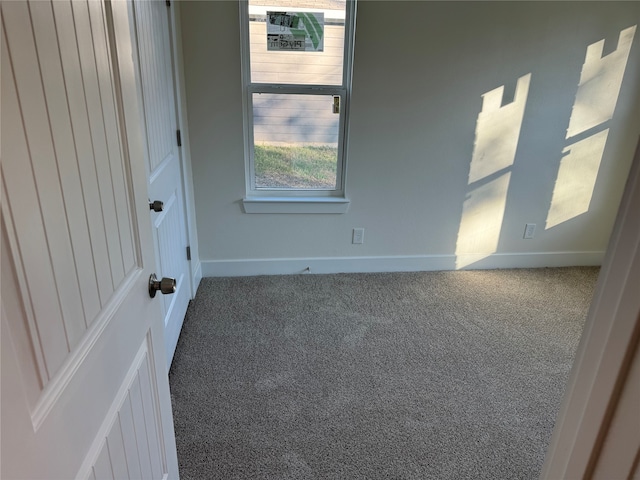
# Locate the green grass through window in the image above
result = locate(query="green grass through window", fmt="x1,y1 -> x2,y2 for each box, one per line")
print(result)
254,144 -> 337,189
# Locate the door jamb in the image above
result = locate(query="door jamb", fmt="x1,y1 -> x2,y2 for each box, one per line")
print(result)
166,1 -> 201,299
541,136 -> 640,478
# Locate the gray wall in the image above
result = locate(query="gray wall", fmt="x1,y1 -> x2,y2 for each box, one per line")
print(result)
180,1 -> 640,275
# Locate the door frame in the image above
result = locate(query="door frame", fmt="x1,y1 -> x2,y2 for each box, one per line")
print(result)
541,136 -> 640,478
166,0 -> 201,300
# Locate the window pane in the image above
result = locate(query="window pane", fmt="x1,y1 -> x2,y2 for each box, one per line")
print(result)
253,93 -> 340,189
248,0 -> 346,85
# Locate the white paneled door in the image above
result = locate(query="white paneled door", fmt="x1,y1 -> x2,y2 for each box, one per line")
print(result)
1,0 -> 179,478
133,0 -> 191,369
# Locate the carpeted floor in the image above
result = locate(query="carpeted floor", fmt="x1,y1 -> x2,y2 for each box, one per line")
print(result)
169,267 -> 599,479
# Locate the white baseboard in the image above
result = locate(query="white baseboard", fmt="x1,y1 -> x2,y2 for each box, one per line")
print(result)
191,260 -> 203,296
200,251 -> 605,277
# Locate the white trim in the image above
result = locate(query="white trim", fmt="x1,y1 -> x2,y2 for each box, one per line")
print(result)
169,1 -> 200,299
239,0 -> 253,196
242,195 -> 350,213
192,260 -> 203,293
31,267 -> 143,431
201,251 -> 604,277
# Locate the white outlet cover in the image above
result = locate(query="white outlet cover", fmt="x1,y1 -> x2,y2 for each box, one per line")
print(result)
353,228 -> 364,244
524,223 -> 536,239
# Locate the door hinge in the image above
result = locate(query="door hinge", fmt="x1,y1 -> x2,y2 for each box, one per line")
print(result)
186,246 -> 191,261
166,1 -> 171,7
176,129 -> 182,147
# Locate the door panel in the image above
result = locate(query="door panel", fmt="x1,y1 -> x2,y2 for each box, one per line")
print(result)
2,0 -> 80,380
135,0 -> 176,174
50,0 -> 115,310
134,0 -> 191,368
78,340 -> 167,479
0,0 -> 178,478
31,0 -> 104,326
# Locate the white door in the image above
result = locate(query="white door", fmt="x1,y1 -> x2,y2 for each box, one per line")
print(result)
132,0 -> 191,369
0,1 -> 179,478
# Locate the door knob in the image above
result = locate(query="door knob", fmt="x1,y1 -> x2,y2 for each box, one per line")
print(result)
149,274 -> 176,298
149,200 -> 164,212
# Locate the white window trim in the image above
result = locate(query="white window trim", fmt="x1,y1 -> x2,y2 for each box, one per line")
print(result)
239,0 -> 356,214
243,196 -> 350,214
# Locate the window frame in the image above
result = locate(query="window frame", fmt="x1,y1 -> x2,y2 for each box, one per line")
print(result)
240,0 -> 357,209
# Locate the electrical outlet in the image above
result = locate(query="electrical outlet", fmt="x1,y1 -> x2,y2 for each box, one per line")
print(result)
352,228 -> 364,244
524,223 -> 536,239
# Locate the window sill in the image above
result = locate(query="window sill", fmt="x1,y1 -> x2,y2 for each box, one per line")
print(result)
242,196 -> 350,214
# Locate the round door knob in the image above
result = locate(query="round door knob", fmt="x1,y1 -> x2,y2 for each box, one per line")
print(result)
149,273 -> 176,298
149,200 -> 164,212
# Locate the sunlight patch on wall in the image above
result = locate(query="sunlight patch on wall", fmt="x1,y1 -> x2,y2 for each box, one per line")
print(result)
546,25 -> 636,230
566,26 -> 636,138
455,74 -> 531,269
546,130 -> 609,229
456,173 -> 512,269
468,75 -> 531,184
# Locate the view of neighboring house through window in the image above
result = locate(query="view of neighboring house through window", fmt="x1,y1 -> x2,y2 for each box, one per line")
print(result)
241,0 -> 356,195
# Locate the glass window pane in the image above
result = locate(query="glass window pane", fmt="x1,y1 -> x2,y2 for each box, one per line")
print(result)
253,93 -> 340,189
248,0 -> 346,85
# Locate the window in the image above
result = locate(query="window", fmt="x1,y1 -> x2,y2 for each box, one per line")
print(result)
240,0 -> 356,213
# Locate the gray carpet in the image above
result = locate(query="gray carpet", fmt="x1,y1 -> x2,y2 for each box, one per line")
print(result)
169,267 -> 599,479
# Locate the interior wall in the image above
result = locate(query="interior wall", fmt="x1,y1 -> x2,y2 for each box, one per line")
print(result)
180,1 -> 640,276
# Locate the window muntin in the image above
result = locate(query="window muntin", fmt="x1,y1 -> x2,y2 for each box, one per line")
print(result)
241,0 -> 355,196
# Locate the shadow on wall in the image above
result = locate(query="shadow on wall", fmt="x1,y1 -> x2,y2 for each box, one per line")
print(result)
455,25 -> 636,270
